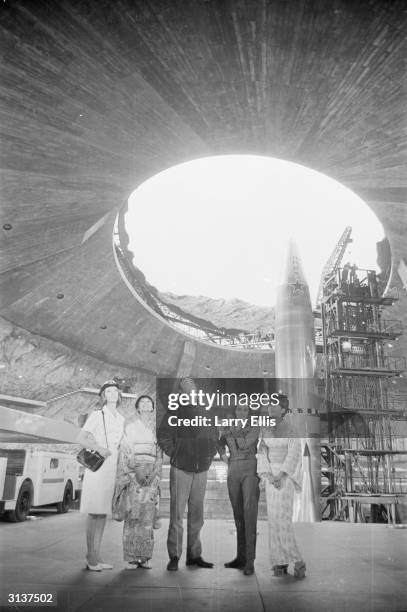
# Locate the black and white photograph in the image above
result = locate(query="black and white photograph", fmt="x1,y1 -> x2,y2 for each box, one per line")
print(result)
0,1 -> 406,611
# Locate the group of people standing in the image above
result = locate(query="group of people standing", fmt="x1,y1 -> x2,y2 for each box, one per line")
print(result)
78,378 -> 306,579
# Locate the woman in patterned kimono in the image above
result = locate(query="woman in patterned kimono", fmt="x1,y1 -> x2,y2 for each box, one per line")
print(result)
113,395 -> 162,569
257,395 -> 306,578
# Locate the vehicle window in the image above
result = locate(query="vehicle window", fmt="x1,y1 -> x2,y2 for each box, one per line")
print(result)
50,458 -> 59,469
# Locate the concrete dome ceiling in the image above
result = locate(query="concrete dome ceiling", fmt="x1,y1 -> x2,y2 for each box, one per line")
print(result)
0,0 -> 406,376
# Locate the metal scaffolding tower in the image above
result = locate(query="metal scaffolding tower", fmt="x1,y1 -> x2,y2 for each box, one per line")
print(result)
315,226 -> 353,308
320,266 -> 407,523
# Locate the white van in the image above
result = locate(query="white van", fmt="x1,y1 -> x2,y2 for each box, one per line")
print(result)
0,449 -> 79,522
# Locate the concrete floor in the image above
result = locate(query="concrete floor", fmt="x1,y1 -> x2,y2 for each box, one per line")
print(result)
0,512 -> 406,612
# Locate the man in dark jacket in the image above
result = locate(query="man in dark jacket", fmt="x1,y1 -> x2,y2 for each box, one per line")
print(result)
157,378 -> 220,571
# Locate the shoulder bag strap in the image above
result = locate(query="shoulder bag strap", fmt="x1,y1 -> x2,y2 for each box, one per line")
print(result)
101,410 -> 109,449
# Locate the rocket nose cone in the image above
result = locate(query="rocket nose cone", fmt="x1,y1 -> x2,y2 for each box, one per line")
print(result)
281,240 -> 308,286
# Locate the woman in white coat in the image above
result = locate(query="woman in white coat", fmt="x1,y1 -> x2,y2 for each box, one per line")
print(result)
80,380 -> 125,571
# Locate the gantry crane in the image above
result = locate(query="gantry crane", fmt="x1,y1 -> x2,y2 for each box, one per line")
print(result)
315,226 -> 353,308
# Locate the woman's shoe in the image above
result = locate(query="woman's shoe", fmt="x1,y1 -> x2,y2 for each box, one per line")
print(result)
294,561 -> 306,579
85,561 -> 102,572
272,564 -> 288,576
138,560 -> 152,569
124,562 -> 139,570
98,562 -> 113,570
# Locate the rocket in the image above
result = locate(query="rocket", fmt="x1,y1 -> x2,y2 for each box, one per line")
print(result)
274,241 -> 320,521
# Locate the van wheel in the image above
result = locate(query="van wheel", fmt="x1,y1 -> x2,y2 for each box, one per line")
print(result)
56,482 -> 73,514
8,483 -> 32,522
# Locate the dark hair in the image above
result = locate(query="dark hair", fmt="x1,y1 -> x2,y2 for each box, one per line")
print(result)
135,395 -> 154,411
277,394 -> 290,417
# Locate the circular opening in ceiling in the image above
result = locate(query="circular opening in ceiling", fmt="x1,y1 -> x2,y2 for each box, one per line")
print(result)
119,155 -> 387,343
125,155 -> 385,301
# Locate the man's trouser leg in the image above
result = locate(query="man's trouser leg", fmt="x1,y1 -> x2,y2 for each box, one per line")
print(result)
167,466 -> 192,559
227,464 -> 246,562
241,460 -> 260,563
186,470 -> 208,560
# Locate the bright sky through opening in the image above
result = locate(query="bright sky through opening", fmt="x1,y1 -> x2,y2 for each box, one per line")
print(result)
125,155 -> 384,307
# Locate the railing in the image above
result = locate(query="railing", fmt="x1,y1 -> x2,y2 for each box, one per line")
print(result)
324,267 -> 398,302
388,395 -> 407,417
325,310 -> 402,337
209,332 -> 275,350
330,353 -> 406,373
326,394 -> 407,423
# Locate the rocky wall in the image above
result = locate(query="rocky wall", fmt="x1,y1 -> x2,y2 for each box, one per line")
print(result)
0,316 -> 156,429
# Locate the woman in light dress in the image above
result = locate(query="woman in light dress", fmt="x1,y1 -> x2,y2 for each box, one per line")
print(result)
257,395 -> 306,578
113,395 -> 162,569
80,380 -> 125,571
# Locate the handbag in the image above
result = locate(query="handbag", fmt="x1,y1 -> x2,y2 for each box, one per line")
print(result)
77,448 -> 105,472
77,410 -> 108,472
112,484 -> 131,521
